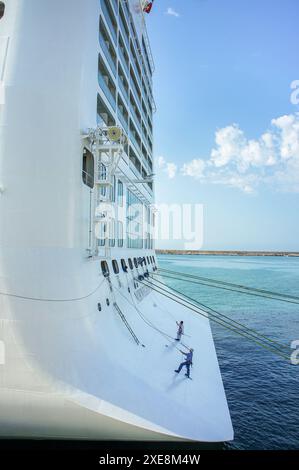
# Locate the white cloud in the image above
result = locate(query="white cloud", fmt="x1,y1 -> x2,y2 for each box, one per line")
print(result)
156,156 -> 177,179
166,162 -> 177,179
157,156 -> 166,168
166,7 -> 180,18
181,113 -> 299,193
181,159 -> 206,178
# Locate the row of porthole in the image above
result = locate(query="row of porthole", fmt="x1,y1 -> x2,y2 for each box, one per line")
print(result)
98,298 -> 110,311
98,256 -> 157,311
101,255 -> 156,277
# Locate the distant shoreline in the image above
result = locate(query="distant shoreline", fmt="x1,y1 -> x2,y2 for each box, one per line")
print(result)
156,250 -> 299,257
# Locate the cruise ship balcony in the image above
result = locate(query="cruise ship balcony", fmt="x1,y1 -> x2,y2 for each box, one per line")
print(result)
118,69 -> 129,104
97,95 -> 116,128
129,120 -> 142,154
101,0 -> 117,44
111,0 -> 118,16
119,36 -> 130,78
99,19 -> 117,77
117,95 -> 129,133
119,5 -> 130,50
98,57 -> 117,111
130,70 -> 141,107
120,0 -> 130,27
130,48 -> 142,89
130,94 -> 142,134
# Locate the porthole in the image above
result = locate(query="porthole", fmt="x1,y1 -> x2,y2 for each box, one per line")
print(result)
112,259 -> 119,274
121,259 -> 128,272
97,303 -> 102,312
101,261 -> 110,278
134,257 -> 138,268
0,2 -> 5,20
106,298 -> 110,306
128,258 -> 133,270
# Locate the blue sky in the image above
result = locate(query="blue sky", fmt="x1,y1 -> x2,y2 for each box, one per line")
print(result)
146,0 -> 299,250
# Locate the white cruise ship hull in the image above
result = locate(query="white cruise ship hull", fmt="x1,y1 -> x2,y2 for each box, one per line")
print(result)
0,0 -> 233,442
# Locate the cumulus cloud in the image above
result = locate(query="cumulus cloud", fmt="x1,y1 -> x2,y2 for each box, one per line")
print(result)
157,155 -> 177,179
182,159 -> 206,178
166,7 -> 180,18
181,113 -> 299,193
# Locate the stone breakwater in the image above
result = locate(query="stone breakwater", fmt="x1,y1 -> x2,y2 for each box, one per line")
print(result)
156,250 -> 299,257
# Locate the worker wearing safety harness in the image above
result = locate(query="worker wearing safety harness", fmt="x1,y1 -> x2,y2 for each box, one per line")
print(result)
175,348 -> 194,378
175,320 -> 184,341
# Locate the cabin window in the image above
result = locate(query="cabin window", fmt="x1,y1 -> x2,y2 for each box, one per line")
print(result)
147,256 -> 150,264
109,219 -> 116,247
117,180 -> 124,206
82,148 -> 94,188
128,258 -> 133,270
134,257 -> 138,268
97,222 -> 107,247
121,259 -> 128,272
118,221 -> 124,247
112,260 -> 119,274
0,3 -> 4,20
111,175 -> 116,203
101,261 -> 110,277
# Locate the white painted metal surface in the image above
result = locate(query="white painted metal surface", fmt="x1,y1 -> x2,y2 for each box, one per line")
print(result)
0,0 -> 233,441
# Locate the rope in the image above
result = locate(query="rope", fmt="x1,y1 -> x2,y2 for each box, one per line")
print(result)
0,278 -> 106,302
150,275 -> 290,355
111,279 -> 190,351
139,278 -> 291,362
158,268 -> 299,304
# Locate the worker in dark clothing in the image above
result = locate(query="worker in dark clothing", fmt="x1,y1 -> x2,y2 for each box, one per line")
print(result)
174,348 -> 194,378
175,320 -> 184,341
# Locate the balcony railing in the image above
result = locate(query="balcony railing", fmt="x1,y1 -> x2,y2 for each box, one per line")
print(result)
118,76 -> 129,103
130,106 -> 142,134
98,73 -> 116,111
119,15 -> 130,49
130,56 -> 142,89
130,77 -> 141,107
129,130 -> 141,154
119,45 -> 129,78
101,0 -> 117,44
118,108 -> 129,133
112,0 -> 118,16
120,0 -> 130,26
99,34 -> 116,77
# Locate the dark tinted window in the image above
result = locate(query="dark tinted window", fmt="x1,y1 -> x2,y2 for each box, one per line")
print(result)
121,259 -> 128,272
112,260 -> 119,274
0,3 -> 4,20
128,258 -> 133,270
134,257 -> 138,268
82,148 -> 94,188
101,261 -> 109,277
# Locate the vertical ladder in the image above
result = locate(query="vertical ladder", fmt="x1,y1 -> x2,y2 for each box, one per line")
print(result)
113,302 -> 140,346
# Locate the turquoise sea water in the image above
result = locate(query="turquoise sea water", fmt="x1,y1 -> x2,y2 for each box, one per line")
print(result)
157,255 -> 299,450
